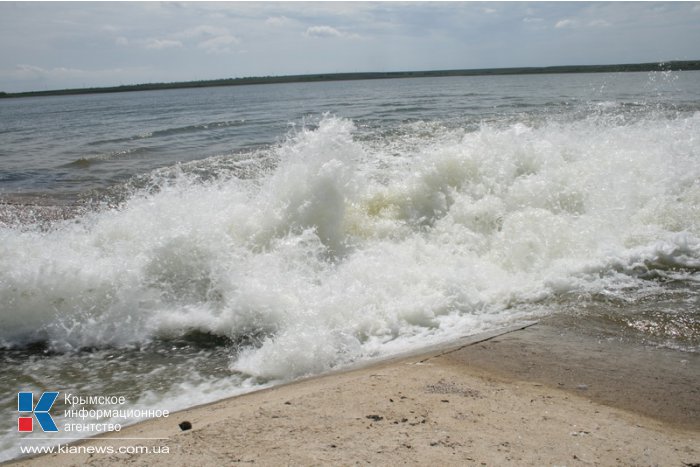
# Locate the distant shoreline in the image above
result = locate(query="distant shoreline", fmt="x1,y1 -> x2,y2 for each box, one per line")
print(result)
2,60 -> 699,99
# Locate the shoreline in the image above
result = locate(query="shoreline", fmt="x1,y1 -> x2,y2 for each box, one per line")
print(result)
8,321 -> 699,466
3,60 -> 699,98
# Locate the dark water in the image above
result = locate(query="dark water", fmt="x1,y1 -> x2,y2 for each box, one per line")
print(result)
1,71 -> 699,459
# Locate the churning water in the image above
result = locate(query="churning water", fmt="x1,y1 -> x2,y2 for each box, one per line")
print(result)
1,72 -> 698,459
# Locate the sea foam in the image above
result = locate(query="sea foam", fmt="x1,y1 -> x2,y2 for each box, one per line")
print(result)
1,111 -> 699,381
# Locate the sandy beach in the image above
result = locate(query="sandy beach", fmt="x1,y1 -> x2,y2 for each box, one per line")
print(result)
8,321 -> 699,466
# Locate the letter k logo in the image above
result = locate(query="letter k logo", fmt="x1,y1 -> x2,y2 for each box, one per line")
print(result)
18,392 -> 59,432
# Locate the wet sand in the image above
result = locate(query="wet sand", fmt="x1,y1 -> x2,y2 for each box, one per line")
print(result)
8,322 -> 700,466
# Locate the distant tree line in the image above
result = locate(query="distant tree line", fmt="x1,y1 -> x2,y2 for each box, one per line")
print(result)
1,60 -> 699,99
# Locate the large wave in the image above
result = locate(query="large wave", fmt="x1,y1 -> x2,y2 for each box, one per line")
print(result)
1,111 -> 699,379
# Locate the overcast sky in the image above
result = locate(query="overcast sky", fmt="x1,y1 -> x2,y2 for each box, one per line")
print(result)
1,1 -> 699,92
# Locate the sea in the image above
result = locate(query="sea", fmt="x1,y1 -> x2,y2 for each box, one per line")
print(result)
1,71 -> 699,459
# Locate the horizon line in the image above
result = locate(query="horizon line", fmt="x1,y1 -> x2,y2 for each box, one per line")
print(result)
2,59 -> 699,98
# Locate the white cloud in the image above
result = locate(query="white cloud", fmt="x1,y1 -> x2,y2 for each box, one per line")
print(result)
554,18 -> 609,30
13,64 -> 89,78
115,36 -> 182,50
303,25 -> 361,40
304,25 -> 343,38
6,64 -> 143,80
588,19 -> 611,28
523,17 -> 543,23
174,25 -> 240,54
555,19 -> 575,29
143,38 -> 183,50
14,64 -> 48,77
197,34 -> 240,54
179,25 -> 229,39
482,8 -> 497,15
265,16 -> 291,27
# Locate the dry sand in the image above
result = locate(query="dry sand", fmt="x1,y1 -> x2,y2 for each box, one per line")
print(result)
8,322 -> 700,466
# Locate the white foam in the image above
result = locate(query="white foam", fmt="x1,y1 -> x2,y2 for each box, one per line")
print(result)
1,111 -> 699,380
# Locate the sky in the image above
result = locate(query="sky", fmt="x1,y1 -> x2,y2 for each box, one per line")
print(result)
1,1 -> 699,93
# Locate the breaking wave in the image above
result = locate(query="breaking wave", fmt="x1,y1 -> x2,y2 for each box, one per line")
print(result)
1,110 -> 699,381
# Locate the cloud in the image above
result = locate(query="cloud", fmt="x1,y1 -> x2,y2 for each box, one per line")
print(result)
175,25 -> 240,53
303,25 -> 360,40
14,64 -> 88,77
13,64 -> 49,78
588,19 -> 611,28
481,8 -> 497,15
114,24 -> 241,54
555,19 -> 575,29
5,64 -> 146,81
143,38 -> 183,50
304,25 -> 343,38
523,17 -> 543,23
265,16 -> 291,27
555,18 -> 609,30
179,25 -> 229,39
197,34 -> 240,54
114,35 -> 182,50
